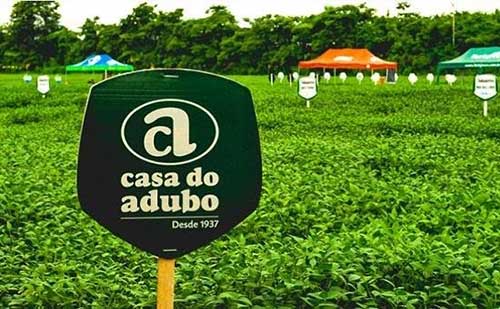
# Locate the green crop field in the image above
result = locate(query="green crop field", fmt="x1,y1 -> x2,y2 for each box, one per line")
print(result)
2,73 -> 500,308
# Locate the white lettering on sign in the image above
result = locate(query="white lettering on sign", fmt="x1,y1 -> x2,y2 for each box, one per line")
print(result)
121,99 -> 219,166
474,74 -> 498,101
471,52 -> 500,60
120,167 -> 220,214
298,77 -> 317,100
37,75 -> 50,94
120,189 -> 219,213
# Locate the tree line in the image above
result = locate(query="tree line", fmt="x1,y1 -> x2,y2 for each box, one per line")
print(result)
0,1 -> 499,74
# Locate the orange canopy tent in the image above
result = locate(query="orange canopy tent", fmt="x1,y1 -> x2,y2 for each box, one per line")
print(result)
298,48 -> 397,70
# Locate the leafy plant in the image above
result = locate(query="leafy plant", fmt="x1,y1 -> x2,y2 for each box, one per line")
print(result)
1,74 -> 500,307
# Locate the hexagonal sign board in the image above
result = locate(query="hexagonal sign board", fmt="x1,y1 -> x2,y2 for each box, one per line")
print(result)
474,74 -> 498,101
37,75 -> 50,95
298,76 -> 317,100
78,69 -> 262,259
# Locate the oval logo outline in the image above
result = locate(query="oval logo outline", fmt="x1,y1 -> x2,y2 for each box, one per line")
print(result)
121,98 -> 219,166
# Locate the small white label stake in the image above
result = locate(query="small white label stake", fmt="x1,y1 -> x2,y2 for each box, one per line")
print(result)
474,74 -> 497,117
37,75 -> 50,96
298,76 -> 317,108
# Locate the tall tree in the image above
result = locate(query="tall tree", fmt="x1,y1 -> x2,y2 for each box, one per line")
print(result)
80,17 -> 101,57
0,26 -> 7,63
178,6 -> 238,70
97,24 -> 122,58
47,27 -> 80,65
119,3 -> 158,67
1,2 -> 499,73
7,0 -> 61,68
153,9 -> 185,67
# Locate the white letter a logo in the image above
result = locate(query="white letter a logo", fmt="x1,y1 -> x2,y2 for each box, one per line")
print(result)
143,108 -> 197,157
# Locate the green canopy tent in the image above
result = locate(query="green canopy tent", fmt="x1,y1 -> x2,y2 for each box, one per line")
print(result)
437,47 -> 500,82
65,54 -> 134,79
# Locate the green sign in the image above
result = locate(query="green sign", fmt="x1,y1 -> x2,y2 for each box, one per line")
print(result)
78,69 -> 262,258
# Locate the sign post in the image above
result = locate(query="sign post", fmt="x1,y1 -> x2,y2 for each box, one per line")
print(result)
474,74 -> 498,117
298,76 -> 318,108
157,258 -> 175,309
78,69 -> 262,307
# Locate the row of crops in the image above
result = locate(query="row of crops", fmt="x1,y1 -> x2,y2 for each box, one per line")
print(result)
1,73 -> 500,307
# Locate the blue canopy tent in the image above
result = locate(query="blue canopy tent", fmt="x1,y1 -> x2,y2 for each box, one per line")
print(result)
65,54 -> 134,79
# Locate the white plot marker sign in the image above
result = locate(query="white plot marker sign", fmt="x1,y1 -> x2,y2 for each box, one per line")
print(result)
298,76 -> 317,108
445,74 -> 457,86
371,72 -> 381,85
426,73 -> 434,84
356,72 -> 364,84
408,73 -> 418,85
324,72 -> 331,83
23,74 -> 32,83
37,75 -> 50,97
277,72 -> 285,83
339,72 -> 347,83
474,74 -> 498,117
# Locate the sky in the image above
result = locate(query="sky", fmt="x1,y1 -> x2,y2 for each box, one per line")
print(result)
0,0 -> 499,30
